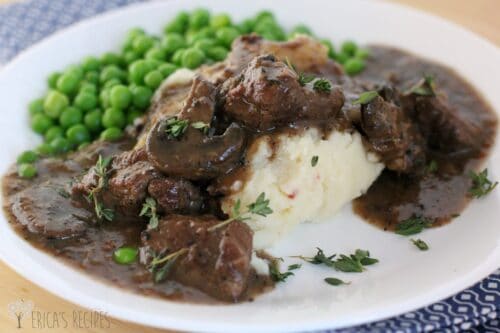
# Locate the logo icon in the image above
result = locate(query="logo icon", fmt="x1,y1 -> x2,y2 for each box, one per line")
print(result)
8,299 -> 33,328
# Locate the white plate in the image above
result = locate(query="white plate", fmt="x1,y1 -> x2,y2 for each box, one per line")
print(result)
0,0 -> 499,332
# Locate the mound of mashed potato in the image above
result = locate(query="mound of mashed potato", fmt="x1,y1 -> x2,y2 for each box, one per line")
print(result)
221,128 -> 384,249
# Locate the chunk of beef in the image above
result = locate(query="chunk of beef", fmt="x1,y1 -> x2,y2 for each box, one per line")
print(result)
177,75 -> 217,124
360,94 -> 426,172
141,215 -> 253,302
12,179 -> 91,238
222,54 -> 344,131
408,95 -> 482,156
147,178 -> 204,214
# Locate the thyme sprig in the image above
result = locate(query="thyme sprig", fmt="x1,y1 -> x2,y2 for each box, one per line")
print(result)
165,117 -> 189,139
411,239 -> 429,251
405,74 -> 436,96
148,248 -> 189,283
468,168 -> 498,198
294,248 -> 378,273
87,155 -> 114,221
395,216 -> 433,236
140,197 -> 159,230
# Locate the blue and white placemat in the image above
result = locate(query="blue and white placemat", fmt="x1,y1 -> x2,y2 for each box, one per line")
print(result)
0,1 -> 498,332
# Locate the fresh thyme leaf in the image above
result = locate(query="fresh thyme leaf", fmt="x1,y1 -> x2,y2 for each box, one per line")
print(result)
208,193 -> 273,231
334,254 -> 364,273
88,155 -> 114,222
324,277 -> 349,286
284,57 -> 296,73
247,192 -> 273,217
405,74 -> 436,96
426,160 -> 438,174
451,213 -> 460,218
296,247 -> 336,266
298,73 -> 314,86
395,216 -> 433,236
468,168 -> 498,198
149,248 -> 189,283
352,249 -> 379,266
311,155 -> 319,167
191,121 -> 210,134
140,197 -> 159,230
313,78 -> 332,93
288,263 -> 302,271
153,256 -> 178,283
411,239 -> 429,251
165,117 -> 189,139
352,90 -> 379,105
269,259 -> 295,282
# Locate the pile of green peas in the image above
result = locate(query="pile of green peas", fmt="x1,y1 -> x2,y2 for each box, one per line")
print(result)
20,8 -> 368,179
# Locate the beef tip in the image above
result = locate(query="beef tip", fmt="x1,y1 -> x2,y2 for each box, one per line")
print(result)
222,54 -> 344,131
147,178 -> 203,214
141,215 -> 253,301
177,75 -> 216,124
407,95 -> 482,156
360,95 -> 426,172
11,180 -> 91,238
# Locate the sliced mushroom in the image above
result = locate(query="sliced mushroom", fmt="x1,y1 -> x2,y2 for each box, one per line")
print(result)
146,119 -> 246,180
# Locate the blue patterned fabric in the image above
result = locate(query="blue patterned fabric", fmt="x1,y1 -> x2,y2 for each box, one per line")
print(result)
0,1 -> 498,332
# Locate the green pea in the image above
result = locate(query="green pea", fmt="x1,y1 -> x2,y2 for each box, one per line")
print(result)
144,70 -> 163,89
103,78 -> 122,89
35,143 -> 54,156
158,63 -> 178,78
17,150 -> 38,164
124,27 -> 146,49
255,10 -> 275,23
31,114 -> 53,134
341,40 -> 358,56
44,126 -> 64,142
100,127 -> 123,141
289,24 -> 312,38
215,27 -> 240,48
164,11 -> 189,34
47,72 -> 61,89
132,35 -> 155,55
254,19 -> 285,41
84,109 -> 103,132
101,52 -> 123,67
171,48 -> 186,66
189,8 -> 210,30
181,48 -> 205,69
207,46 -> 228,61
44,90 -> 69,119
100,65 -> 125,83
109,85 -> 132,109
128,60 -> 150,85
18,163 -> 37,179
74,92 -> 98,111
113,246 -> 138,265
320,39 -> 336,59
127,110 -> 143,125
161,33 -> 186,56
82,56 -> 101,72
193,38 -> 216,54
131,85 -> 153,109
145,47 -> 166,61
28,98 -> 45,116
59,106 -> 83,129
102,107 -> 126,128
66,65 -> 84,80
187,27 -> 215,45
210,14 -> 231,29
344,58 -> 366,75
50,137 -> 72,154
56,72 -> 80,95
79,83 -> 97,95
85,71 -> 100,85
143,59 -> 162,71
77,142 -> 90,151
99,89 -> 111,108
66,124 -> 90,145
239,18 -> 255,34
123,50 -> 141,65
355,48 -> 370,60
335,52 -> 350,65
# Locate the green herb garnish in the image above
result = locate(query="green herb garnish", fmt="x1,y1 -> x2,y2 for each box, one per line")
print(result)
352,90 -> 379,105
411,239 -> 429,251
395,216 -> 433,236
405,75 -> 436,96
87,155 -> 114,221
312,78 -> 332,93
324,277 -> 350,286
298,73 -> 314,86
268,258 -> 297,282
288,263 -> 302,271
426,160 -> 438,174
208,192 -> 273,231
191,121 -> 210,134
468,168 -> 498,198
295,248 -> 378,272
165,117 -> 189,139
149,247 -> 189,283
311,155 -> 319,167
140,197 -> 159,230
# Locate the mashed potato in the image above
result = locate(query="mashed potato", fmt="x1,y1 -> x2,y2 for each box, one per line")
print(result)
221,128 -> 384,249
